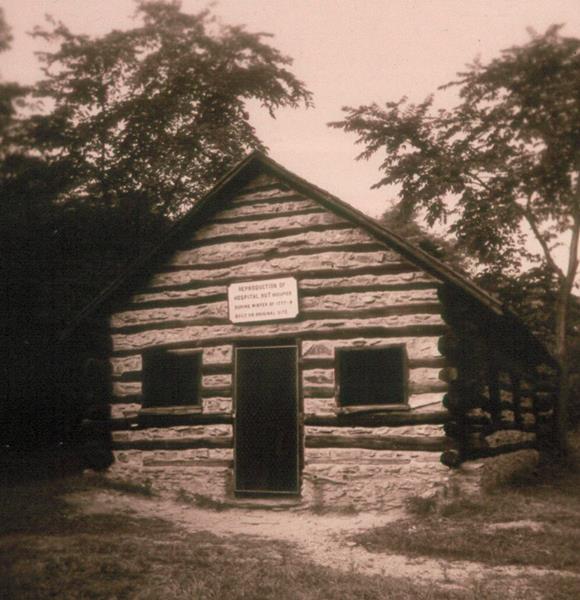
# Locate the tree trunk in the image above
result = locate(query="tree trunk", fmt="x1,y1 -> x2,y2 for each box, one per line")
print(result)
553,214 -> 580,457
554,280 -> 571,456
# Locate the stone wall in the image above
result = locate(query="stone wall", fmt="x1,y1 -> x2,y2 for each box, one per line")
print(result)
107,447 -> 453,511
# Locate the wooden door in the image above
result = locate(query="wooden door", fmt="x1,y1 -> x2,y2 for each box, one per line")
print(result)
234,344 -> 299,494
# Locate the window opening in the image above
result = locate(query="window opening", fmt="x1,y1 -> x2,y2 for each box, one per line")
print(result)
142,349 -> 201,407
336,345 -> 408,407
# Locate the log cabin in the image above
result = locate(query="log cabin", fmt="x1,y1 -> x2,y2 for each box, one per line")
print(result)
71,151 -> 557,510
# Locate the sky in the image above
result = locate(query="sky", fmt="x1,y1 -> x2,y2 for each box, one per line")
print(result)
1,0 -> 580,239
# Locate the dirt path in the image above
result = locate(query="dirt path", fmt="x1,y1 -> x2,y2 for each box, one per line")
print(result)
67,489 -> 580,589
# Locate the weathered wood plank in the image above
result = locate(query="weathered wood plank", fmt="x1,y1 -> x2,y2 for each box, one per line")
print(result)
142,458 -> 232,468
112,381 -> 141,398
203,345 -> 233,365
112,437 -> 233,451
483,430 -> 537,448
203,397 -> 232,413
202,374 -> 232,389
111,302 -> 227,329
301,356 -> 446,371
234,185 -> 293,202
112,381 -> 234,399
306,393 -> 445,414
132,285 -> 226,307
113,424 -> 231,442
111,417 -> 452,456
301,366 -> 445,389
305,412 -> 450,427
110,355 -> 142,377
112,306 -> 443,334
137,411 -> 233,428
134,271 -> 433,306
214,198 -> 319,219
300,272 -> 439,292
112,314 -> 446,354
301,289 -> 439,312
409,393 -> 445,412
110,347 -> 233,380
110,339 -> 444,379
304,397 -> 337,414
112,288 -> 440,331
306,424 -> 444,439
302,379 -> 445,399
148,265 -> 421,294
302,336 -> 443,362
171,228 -> 377,266
193,212 -> 347,241
110,403 -> 141,420
149,251 -> 413,289
111,410 -> 449,430
305,434 -> 450,452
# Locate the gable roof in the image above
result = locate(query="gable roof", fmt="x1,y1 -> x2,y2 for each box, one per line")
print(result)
60,150 -> 554,365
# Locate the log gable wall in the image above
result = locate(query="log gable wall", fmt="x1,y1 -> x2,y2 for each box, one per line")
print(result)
109,173 -> 452,461
99,168 -> 551,507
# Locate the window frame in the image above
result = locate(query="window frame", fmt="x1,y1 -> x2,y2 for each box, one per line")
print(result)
141,348 -> 203,410
335,344 -> 410,412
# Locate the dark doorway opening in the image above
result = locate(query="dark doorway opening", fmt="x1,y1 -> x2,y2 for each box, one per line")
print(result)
234,344 -> 299,495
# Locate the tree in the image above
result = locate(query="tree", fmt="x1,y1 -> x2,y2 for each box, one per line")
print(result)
331,26 -> 580,454
31,0 -> 312,239
381,202 -> 468,272
0,1 -> 312,449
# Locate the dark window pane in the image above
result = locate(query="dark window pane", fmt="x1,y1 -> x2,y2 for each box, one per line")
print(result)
338,346 -> 407,406
142,350 -> 201,407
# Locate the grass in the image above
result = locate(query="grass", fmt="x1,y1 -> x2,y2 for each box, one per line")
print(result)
4,516 -> 575,600
1,457 -> 580,599
4,474 -> 575,599
353,462 -> 580,574
87,474 -> 154,497
175,488 -> 232,511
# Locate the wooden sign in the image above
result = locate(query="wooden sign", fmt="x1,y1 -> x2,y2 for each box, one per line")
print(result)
228,277 -> 299,323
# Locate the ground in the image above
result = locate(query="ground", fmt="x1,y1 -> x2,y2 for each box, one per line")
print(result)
1,451 -> 580,599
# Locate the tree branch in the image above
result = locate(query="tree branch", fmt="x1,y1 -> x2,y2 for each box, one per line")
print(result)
522,195 -> 565,280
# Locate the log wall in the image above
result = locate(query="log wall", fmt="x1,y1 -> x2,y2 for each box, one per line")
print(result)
98,172 -> 461,509
437,285 -> 555,467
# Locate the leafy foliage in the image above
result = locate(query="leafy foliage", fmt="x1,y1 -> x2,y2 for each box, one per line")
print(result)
31,0 -> 312,224
332,27 -> 580,437
381,201 -> 468,273
332,26 -> 579,283
0,1 -> 311,449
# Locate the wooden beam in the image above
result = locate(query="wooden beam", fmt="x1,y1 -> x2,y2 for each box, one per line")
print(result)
144,264 -> 422,294
305,434 -> 450,452
110,303 -> 443,334
218,197 -> 316,216
211,207 -> 324,224
466,442 -> 538,459
301,356 -> 446,370
165,243 -> 390,271
148,251 -> 415,289
126,279 -> 439,311
305,411 -> 450,427
138,412 -> 233,428
112,437 -> 233,451
337,404 -> 410,414
191,211 -> 347,243
112,316 -> 446,355
232,191 -> 303,206
112,324 -> 447,358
